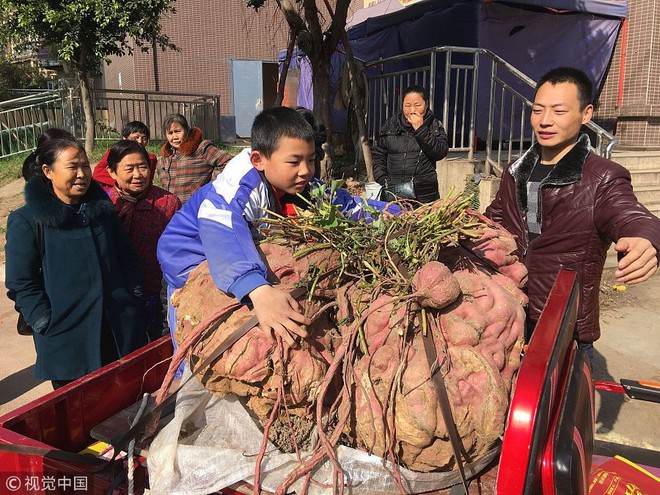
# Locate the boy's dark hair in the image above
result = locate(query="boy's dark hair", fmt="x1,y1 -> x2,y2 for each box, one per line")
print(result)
162,113 -> 190,135
402,84 -> 428,103
23,128 -> 77,181
36,138 -> 86,174
535,67 -> 593,110
106,140 -> 150,172
251,107 -> 315,158
122,121 -> 150,140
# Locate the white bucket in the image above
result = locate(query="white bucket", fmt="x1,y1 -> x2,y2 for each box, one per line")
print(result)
364,182 -> 382,200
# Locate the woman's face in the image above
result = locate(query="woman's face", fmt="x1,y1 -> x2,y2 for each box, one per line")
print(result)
166,122 -> 187,150
402,92 -> 428,120
42,146 -> 91,205
108,152 -> 150,196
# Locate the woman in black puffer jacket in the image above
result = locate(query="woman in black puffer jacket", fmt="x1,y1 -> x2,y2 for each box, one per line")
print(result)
372,85 -> 448,203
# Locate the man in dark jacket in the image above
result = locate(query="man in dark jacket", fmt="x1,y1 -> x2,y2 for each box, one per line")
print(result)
485,68 -> 660,354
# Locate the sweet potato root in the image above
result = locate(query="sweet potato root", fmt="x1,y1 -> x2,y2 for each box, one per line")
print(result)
167,198 -> 527,486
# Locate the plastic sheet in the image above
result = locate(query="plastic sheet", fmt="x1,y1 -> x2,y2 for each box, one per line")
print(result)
147,366 -> 499,495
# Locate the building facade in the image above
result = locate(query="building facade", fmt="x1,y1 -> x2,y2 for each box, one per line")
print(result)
595,0 -> 660,149
102,0 -> 364,138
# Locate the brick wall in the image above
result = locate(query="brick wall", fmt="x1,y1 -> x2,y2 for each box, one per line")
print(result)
595,0 -> 660,148
103,0 -> 364,117
102,41 -> 136,91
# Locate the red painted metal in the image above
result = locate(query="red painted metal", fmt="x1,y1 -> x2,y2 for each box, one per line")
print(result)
0,338 -> 172,495
595,380 -> 625,394
540,352 -> 594,495
617,18 -> 628,108
496,269 -> 579,494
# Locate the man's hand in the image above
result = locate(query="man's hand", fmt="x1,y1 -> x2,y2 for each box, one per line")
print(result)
249,285 -> 310,346
406,112 -> 424,130
614,237 -> 658,285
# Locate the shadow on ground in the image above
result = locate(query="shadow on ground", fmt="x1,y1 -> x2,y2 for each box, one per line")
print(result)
592,347 -> 626,435
0,365 -> 44,406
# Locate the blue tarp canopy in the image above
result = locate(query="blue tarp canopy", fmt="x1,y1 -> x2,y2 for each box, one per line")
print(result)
346,0 -> 623,106
501,0 -> 627,18
285,0 -> 626,135
348,0 -> 627,38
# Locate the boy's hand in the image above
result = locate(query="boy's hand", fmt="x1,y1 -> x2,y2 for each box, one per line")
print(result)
249,285 -> 310,346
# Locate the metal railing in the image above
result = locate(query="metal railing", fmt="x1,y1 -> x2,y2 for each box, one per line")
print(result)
0,91 -> 65,158
364,46 -> 618,175
0,88 -> 222,158
83,89 -> 221,142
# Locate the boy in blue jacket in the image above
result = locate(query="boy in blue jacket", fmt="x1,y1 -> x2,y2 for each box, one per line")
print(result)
158,107 -> 389,347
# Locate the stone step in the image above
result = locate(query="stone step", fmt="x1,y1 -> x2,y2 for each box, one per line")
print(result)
611,151 -> 660,171
630,168 -> 660,187
632,186 -> 660,204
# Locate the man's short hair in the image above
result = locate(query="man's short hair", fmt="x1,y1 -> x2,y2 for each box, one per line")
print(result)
535,68 -> 593,110
251,107 -> 315,158
122,121 -> 150,140
107,139 -> 150,171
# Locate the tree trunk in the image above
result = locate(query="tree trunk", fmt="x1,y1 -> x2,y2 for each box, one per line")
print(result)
340,32 -> 374,182
76,68 -> 95,155
274,31 -> 297,108
311,55 -> 333,182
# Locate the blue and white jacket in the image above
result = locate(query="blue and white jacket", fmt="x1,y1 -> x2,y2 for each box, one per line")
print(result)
157,148 -> 392,302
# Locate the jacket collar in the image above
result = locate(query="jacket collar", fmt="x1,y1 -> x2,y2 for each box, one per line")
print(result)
510,133 -> 591,209
160,127 -> 204,158
24,176 -> 116,228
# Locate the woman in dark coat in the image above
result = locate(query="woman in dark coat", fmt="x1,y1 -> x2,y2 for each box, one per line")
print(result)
372,85 -> 449,203
5,137 -> 147,388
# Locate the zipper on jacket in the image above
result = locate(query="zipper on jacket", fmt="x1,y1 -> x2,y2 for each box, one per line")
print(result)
535,173 -> 579,240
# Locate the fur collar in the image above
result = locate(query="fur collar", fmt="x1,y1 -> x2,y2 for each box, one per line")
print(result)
510,133 -> 591,209
160,127 -> 204,158
24,176 -> 116,228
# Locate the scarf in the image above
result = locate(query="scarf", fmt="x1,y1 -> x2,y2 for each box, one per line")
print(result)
114,184 -> 150,229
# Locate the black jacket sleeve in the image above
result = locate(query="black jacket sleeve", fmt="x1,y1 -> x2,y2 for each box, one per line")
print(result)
372,135 -> 389,185
413,117 -> 448,162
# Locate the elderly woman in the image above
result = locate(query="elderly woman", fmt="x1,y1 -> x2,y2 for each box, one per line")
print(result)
93,120 -> 158,192
156,113 -> 233,203
106,140 -> 181,340
5,137 -> 148,389
372,85 -> 449,203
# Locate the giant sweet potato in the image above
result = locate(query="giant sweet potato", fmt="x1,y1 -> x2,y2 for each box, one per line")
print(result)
167,199 -> 528,489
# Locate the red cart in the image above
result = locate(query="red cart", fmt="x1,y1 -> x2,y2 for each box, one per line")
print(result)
0,270 -> 657,494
